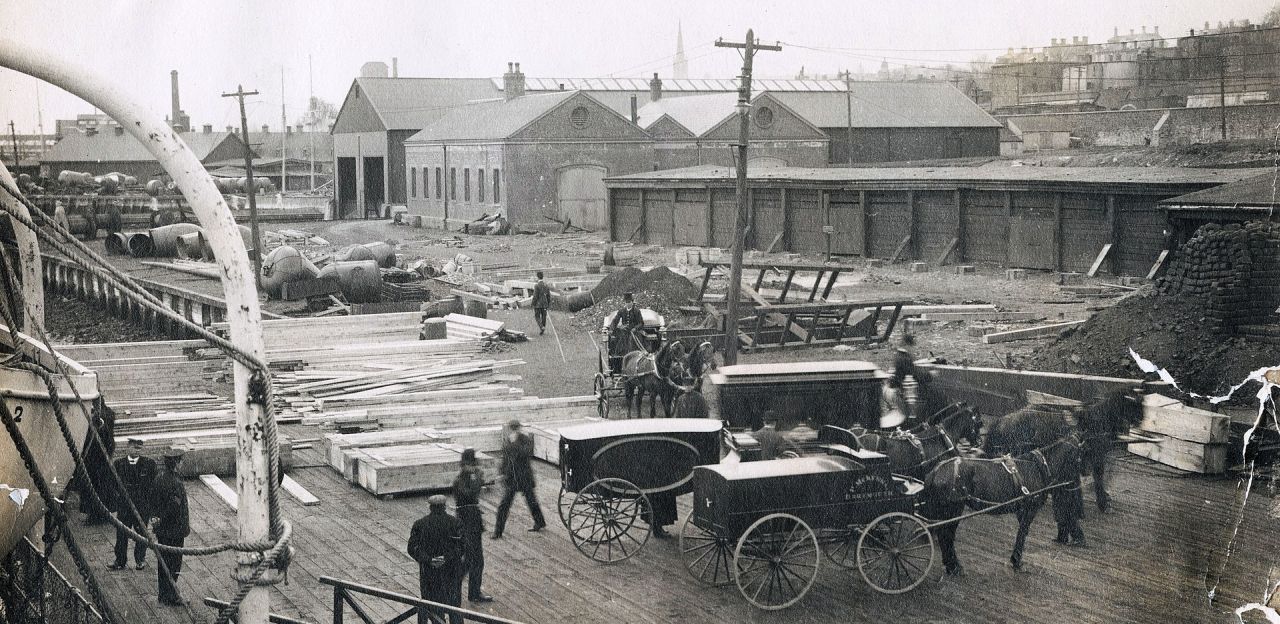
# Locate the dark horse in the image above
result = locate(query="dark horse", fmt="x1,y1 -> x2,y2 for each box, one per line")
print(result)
852,403 -> 983,479
666,342 -> 717,420
622,339 -> 687,418
922,435 -> 1083,575
985,386 -> 1146,514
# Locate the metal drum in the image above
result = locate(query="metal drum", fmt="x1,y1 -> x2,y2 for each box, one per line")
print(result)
317,260 -> 381,304
261,245 -> 319,298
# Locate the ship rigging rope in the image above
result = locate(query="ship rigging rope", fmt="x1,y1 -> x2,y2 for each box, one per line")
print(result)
0,181 -> 291,623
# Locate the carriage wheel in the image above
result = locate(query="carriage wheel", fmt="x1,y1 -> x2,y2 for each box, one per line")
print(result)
857,512 -> 935,595
821,527 -> 861,570
557,487 -> 574,529
566,478 -> 651,563
593,373 -> 610,419
732,513 -> 820,610
679,516 -> 734,587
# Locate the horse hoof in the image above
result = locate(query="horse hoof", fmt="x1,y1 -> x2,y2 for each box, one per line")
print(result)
1009,560 -> 1023,571
945,566 -> 965,577
1070,539 -> 1089,548
1053,537 -> 1069,546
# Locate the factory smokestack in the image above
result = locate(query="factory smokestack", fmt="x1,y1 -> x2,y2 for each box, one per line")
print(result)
170,70 -> 181,131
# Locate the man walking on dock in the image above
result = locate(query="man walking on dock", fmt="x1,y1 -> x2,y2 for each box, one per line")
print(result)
492,420 -> 546,538
151,449 -> 190,606
109,438 -> 156,571
532,271 -> 551,335
452,448 -> 493,603
408,495 -> 464,624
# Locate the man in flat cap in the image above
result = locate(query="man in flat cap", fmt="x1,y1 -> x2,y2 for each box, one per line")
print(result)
150,448 -> 189,606
109,438 -> 157,571
607,292 -> 645,374
491,420 -> 545,538
408,495 -> 464,624
452,448 -> 492,603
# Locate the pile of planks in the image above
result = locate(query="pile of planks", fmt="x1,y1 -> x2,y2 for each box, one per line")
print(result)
111,427 -> 293,477
442,314 -> 506,340
53,340 -> 228,411
1129,393 -> 1230,474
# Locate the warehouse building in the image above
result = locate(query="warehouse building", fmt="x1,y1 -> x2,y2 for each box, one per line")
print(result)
769,83 -> 1002,163
404,89 -> 651,231
604,165 -> 1267,275
41,125 -> 248,180
1161,173 -> 1280,238
637,92 -> 829,170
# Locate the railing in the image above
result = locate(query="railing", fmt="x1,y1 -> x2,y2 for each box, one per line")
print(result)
320,576 -> 528,624
202,598 -> 315,624
1,537 -> 104,624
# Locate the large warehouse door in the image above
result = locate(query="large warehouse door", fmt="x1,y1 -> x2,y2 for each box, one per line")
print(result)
611,189 -> 643,242
788,190 -> 825,253
557,165 -> 608,231
1116,197 -> 1167,276
710,189 -> 736,248
673,189 -> 709,246
752,189 -> 785,250
865,191 -> 910,259
644,190 -> 675,245
362,157 -> 385,218
962,191 -> 1007,263
337,157 -> 357,218
915,191 -> 958,261
1008,194 -> 1055,269
828,191 -> 863,255
1061,194 -> 1110,273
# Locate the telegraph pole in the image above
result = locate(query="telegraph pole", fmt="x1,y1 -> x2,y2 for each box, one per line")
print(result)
1218,55 -> 1228,140
7,121 -> 19,168
844,69 -> 854,165
715,29 -> 781,366
223,85 -> 263,288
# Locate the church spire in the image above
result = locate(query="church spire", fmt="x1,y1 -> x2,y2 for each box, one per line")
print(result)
673,22 -> 689,80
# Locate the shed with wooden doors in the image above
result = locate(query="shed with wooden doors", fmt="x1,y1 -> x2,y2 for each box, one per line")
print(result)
604,165 -> 1268,275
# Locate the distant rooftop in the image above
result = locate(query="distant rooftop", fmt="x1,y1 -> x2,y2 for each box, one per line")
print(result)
1162,172 -> 1280,209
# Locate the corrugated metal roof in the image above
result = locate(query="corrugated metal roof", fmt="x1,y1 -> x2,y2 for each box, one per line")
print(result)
606,164 -> 1271,186
355,77 -> 501,130
406,90 -> 581,142
636,93 -> 740,136
771,83 -> 1002,128
497,77 -> 856,93
43,131 -> 243,163
248,131 -> 334,161
1161,172 -> 1280,208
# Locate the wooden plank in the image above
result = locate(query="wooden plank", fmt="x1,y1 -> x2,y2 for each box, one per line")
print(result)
935,237 -> 959,266
982,320 -> 1085,344
1128,436 -> 1227,474
765,231 -> 784,253
1140,402 -> 1230,445
1025,390 -> 1083,407
199,474 -> 238,511
887,235 -> 912,264
1086,243 -> 1112,277
919,311 -> 1046,322
1145,249 -> 1170,280
281,474 -> 321,506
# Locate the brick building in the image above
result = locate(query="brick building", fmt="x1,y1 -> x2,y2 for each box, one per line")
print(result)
637,92 -> 828,170
403,89 -> 652,231
41,125 -> 248,181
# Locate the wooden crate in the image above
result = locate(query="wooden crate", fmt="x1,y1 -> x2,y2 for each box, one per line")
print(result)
1129,393 -> 1231,474
317,427 -> 452,474
352,443 -> 497,496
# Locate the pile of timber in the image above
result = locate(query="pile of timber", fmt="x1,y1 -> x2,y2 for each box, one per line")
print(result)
349,443 -> 497,496
442,314 -> 506,340
112,427 -> 293,477
1129,393 -> 1230,474
53,340 -> 227,410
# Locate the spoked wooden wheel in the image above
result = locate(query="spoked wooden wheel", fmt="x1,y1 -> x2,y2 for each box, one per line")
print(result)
732,513 -> 820,610
821,527 -> 860,570
557,487 -> 574,528
566,478 -> 651,563
679,516 -> 734,586
593,373 -> 610,419
857,512 -> 935,594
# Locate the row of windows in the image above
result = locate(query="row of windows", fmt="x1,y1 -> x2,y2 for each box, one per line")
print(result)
410,166 -> 500,204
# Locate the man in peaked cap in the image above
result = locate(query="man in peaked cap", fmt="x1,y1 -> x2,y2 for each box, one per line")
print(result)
408,494 -> 464,624
109,438 -> 157,571
491,419 -> 545,538
150,448 -> 189,606
452,448 -> 492,603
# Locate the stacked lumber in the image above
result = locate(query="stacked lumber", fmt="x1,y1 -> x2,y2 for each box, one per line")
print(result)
112,428 -> 293,477
317,428 -> 454,478
301,396 -> 598,431
443,314 -> 505,340
276,359 -> 525,419
348,443 -> 498,495
1129,393 -> 1230,474
55,340 -> 227,408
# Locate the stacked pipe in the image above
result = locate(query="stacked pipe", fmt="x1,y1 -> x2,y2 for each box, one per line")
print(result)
1156,221 -> 1280,335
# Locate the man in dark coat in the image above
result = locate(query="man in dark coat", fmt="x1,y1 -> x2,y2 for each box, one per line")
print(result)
109,438 -> 157,571
408,495 -> 464,624
607,293 -> 645,374
491,420 -> 546,538
531,271 -> 551,336
150,449 -> 190,606
79,397 -> 116,524
452,448 -> 492,603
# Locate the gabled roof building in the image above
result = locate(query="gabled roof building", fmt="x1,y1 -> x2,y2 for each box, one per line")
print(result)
637,92 -> 829,170
41,125 -> 248,180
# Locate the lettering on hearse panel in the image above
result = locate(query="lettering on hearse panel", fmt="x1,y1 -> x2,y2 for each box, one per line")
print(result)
845,473 -> 890,500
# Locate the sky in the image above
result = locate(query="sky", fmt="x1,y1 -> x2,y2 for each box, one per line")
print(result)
0,0 -> 1274,134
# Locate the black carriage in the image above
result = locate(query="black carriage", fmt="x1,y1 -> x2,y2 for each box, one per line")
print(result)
592,308 -> 666,418
679,427 -> 934,610
557,418 -> 723,562
710,360 -> 888,433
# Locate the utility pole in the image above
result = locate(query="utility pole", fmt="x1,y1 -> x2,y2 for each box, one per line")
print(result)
223,85 -> 263,288
7,121 -> 19,168
281,69 -> 287,194
1218,54 -> 1228,140
715,29 -> 781,366
308,54 -> 316,191
844,69 -> 854,166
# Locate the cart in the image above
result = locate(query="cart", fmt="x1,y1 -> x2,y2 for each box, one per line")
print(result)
557,418 -> 723,563
678,426 -> 935,610
591,308 -> 666,419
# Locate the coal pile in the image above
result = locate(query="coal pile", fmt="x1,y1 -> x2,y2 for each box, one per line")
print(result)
1026,221 -> 1280,397
570,267 -> 700,330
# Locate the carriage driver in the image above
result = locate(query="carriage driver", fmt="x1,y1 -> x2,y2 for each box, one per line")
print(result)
607,293 -> 645,375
